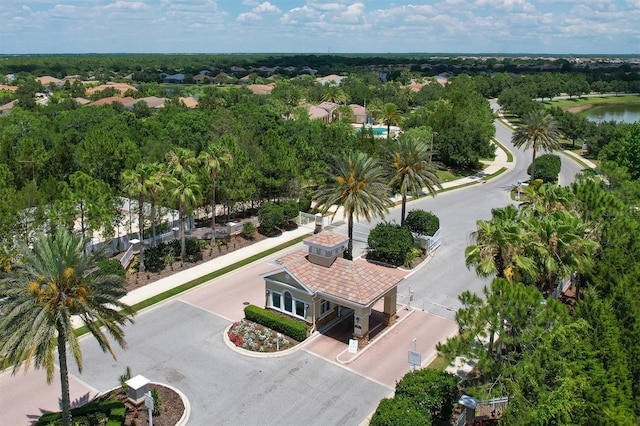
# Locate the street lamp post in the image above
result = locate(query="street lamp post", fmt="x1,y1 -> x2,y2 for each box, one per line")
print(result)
430,132 -> 438,163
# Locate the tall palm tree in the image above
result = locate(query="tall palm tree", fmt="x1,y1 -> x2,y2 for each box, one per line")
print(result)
524,210 -> 598,295
0,230 -> 134,426
386,134 -> 442,226
165,149 -> 201,261
122,163 -> 157,272
198,144 -> 232,246
465,205 -> 536,282
143,163 -> 164,247
381,103 -> 403,138
511,110 -> 562,182
313,152 -> 394,259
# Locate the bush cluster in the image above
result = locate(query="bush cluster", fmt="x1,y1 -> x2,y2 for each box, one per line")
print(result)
97,258 -> 126,278
370,369 -> 458,426
244,304 -> 308,342
405,210 -> 440,236
144,238 -> 206,271
528,153 -> 561,182
367,222 -> 415,267
36,399 -> 125,426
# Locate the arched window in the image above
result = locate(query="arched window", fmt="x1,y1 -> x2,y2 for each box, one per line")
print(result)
284,291 -> 293,313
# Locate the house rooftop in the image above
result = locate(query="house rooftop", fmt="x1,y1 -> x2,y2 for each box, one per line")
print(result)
275,249 -> 402,306
303,231 -> 348,249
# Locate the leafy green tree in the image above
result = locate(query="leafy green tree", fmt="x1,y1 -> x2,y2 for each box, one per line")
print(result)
258,202 -> 284,233
0,230 -> 134,426
367,222 -> 414,267
394,369 -> 458,423
313,152 -> 393,259
527,153 -> 561,183
164,149 -> 202,261
279,200 -> 300,224
199,143 -> 232,246
511,110 -> 562,182
386,130 -> 441,225
405,210 -> 439,236
68,171 -> 115,243
370,397 -> 431,426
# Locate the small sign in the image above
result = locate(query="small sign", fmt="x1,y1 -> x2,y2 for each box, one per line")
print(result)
408,350 -> 422,367
144,392 -> 154,411
348,339 -> 358,354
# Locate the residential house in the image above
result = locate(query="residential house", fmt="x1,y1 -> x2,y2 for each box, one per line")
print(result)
162,73 -> 185,84
86,82 -> 137,96
246,83 -> 275,95
307,105 -> 330,123
261,231 -> 402,348
179,96 -> 199,109
349,104 -> 367,124
316,74 -> 346,86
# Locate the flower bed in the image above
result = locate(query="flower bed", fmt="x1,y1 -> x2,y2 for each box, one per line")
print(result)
228,319 -> 299,352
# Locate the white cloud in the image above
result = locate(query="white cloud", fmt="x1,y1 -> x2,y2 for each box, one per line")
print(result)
254,2 -> 281,13
237,12 -> 262,22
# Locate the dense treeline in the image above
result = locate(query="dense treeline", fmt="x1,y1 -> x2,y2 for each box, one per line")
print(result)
0,71 -> 495,258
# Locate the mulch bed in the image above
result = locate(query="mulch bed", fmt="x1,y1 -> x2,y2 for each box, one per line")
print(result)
124,233 -> 268,292
107,384 -> 184,426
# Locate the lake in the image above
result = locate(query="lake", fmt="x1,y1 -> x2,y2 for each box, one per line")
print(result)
583,103 -> 640,124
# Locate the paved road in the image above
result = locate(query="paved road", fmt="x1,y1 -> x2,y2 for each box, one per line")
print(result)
0,105 -> 590,426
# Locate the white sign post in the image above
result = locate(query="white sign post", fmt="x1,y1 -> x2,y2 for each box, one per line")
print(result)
408,338 -> 421,370
144,391 -> 154,426
348,338 -> 358,354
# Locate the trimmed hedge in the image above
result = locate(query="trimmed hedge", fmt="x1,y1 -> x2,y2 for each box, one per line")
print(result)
367,222 -> 415,267
36,398 -> 125,425
528,153 -> 561,182
244,304 -> 308,342
405,210 -> 440,237
370,397 -> 431,426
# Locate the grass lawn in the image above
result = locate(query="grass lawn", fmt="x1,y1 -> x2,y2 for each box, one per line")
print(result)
545,94 -> 640,110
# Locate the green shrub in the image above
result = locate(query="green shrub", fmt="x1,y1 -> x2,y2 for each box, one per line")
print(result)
242,222 -> 257,239
36,399 -> 125,425
144,245 -> 167,272
98,258 -> 126,278
244,304 -> 308,342
279,200 -> 299,222
127,257 -> 140,274
405,210 -> 440,236
258,202 -> 284,232
151,388 -> 162,416
394,369 -> 459,423
370,397 -> 431,426
528,154 -> 561,182
367,222 -> 415,267
298,197 -> 312,213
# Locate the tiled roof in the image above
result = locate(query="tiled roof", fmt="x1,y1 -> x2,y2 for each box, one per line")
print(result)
275,249 -> 403,306
304,231 -> 348,249
307,105 -> 329,120
86,83 -> 137,95
90,96 -> 135,107
179,96 -> 199,108
0,85 -> 18,92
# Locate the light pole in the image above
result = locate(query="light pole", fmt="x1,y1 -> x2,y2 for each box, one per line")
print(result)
430,131 -> 438,163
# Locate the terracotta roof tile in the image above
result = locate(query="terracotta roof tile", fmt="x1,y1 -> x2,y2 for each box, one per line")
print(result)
304,231 -> 348,249
276,250 -> 403,306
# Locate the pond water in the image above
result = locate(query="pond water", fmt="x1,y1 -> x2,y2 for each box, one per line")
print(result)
583,103 -> 640,124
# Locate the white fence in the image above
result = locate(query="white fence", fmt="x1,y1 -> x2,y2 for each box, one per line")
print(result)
414,228 -> 442,255
551,275 -> 573,299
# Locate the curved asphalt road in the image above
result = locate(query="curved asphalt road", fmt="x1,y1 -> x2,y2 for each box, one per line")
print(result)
0,103 -> 589,426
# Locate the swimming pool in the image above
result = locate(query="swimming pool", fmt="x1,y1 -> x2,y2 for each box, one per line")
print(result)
353,126 -> 391,137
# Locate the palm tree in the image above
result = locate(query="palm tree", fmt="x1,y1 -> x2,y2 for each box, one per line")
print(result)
122,163 -> 157,272
322,84 -> 348,105
143,163 -> 164,247
525,210 -> 598,295
313,152 -> 394,259
0,230 -> 134,426
198,144 -> 232,246
465,205 -> 536,282
511,110 -> 562,182
165,149 -> 201,261
386,134 -> 442,226
381,103 -> 403,138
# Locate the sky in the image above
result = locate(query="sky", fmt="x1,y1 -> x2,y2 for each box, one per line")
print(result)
1,0 -> 639,55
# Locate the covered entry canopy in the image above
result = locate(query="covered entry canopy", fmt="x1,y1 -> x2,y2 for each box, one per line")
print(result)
262,231 -> 404,346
